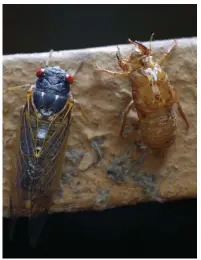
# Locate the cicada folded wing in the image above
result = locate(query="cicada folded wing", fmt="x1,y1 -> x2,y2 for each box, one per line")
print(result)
10,90 -> 73,218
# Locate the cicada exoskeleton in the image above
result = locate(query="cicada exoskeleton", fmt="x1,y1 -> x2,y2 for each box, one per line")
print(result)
96,34 -> 189,151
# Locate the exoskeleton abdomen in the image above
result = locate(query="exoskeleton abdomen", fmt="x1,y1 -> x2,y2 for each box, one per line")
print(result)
140,107 -> 177,150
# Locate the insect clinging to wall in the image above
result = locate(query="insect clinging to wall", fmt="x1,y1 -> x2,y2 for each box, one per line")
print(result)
96,34 -> 189,150
8,50 -> 85,246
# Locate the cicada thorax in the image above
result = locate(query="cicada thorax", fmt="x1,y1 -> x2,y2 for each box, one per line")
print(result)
31,87 -> 72,157
11,66 -> 74,217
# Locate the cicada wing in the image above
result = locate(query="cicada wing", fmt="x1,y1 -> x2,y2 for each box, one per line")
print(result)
9,98 -> 48,245
28,213 -> 48,248
9,104 -> 27,241
26,102 -> 73,247
39,106 -> 73,191
9,216 -> 18,242
10,91 -> 73,246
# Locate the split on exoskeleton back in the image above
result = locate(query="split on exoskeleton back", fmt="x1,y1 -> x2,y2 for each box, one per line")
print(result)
128,32 -> 154,56
115,33 -> 155,73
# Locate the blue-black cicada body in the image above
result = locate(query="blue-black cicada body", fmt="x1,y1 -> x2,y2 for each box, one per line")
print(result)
9,51 -> 83,246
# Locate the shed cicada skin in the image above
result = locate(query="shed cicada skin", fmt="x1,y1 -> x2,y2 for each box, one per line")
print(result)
10,59 -> 77,217
96,34 -> 189,150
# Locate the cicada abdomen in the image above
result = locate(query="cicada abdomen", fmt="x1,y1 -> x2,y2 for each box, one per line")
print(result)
9,54 -> 79,246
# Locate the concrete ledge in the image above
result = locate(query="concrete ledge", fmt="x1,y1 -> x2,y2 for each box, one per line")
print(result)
3,37 -> 197,217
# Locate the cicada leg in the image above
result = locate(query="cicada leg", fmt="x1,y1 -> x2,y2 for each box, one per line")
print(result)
6,84 -> 33,92
116,46 -> 130,72
72,99 -> 90,124
4,84 -> 34,103
177,102 -> 190,130
158,39 -> 178,66
120,99 -> 141,142
120,100 -> 134,139
168,83 -> 189,129
95,64 -> 129,79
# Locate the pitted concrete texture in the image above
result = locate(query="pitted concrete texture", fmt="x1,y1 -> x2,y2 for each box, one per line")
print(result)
3,37 -> 197,217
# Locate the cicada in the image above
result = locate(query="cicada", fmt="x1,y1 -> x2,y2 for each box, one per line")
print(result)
8,50 -> 84,246
96,34 -> 189,150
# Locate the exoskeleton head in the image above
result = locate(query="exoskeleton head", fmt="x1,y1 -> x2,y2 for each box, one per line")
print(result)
125,33 -> 155,71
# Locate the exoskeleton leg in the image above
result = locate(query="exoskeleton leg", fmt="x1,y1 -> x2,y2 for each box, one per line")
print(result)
158,40 -> 178,65
116,46 -> 130,72
95,65 -> 129,79
177,102 -> 189,129
168,83 -> 189,129
120,99 -> 140,140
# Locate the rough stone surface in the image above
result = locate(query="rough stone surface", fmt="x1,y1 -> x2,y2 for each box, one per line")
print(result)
3,37 -> 197,217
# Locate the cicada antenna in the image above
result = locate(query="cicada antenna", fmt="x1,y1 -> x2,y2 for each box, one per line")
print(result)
65,66 -> 70,72
72,58 -> 87,77
149,33 -> 154,53
45,49 -> 54,67
116,45 -> 122,64
116,46 -> 122,58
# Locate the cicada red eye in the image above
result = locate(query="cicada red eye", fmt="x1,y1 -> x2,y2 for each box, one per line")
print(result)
65,74 -> 74,84
36,68 -> 45,77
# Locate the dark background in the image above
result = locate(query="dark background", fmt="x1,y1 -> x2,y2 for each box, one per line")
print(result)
3,4 -> 197,258
3,4 -> 197,54
3,199 -> 197,258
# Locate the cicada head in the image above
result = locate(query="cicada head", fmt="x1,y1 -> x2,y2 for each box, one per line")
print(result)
34,66 -> 74,116
35,66 -> 74,96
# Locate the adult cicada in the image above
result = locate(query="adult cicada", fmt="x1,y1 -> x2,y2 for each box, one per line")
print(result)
96,34 -> 189,150
8,50 -> 84,246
